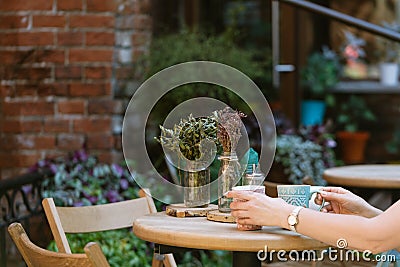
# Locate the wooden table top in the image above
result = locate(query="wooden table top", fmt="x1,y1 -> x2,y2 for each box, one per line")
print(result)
133,212 -> 328,252
323,164 -> 400,189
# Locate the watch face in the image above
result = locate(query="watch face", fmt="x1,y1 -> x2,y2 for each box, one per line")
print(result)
288,215 -> 297,225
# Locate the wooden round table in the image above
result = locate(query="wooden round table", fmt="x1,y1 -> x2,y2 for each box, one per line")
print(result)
323,164 -> 400,202
133,212 -> 328,267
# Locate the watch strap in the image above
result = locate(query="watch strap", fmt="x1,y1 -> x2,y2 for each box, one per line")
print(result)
288,206 -> 303,232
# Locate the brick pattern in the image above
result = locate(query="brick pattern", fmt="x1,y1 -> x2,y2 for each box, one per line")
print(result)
0,0 -> 152,178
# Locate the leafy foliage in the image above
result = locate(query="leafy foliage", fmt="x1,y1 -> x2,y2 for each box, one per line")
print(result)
143,31 -> 266,81
33,150 -> 229,266
336,95 -> 376,132
30,150 -> 152,266
32,150 -> 138,207
342,31 -> 366,62
275,135 -> 327,185
47,230 -> 152,267
138,31 -> 268,121
156,113 -> 218,161
301,46 -> 340,105
385,127 -> 400,155
273,121 -> 337,185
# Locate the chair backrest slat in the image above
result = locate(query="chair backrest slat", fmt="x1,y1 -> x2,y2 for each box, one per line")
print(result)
56,197 -> 150,233
41,189 -> 176,267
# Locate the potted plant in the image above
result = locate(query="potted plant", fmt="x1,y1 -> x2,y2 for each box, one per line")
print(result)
377,22 -> 400,86
335,95 -> 376,164
301,46 -> 340,126
341,30 -> 368,79
156,113 -> 218,207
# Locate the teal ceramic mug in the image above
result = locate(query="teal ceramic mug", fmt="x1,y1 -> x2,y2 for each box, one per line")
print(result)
277,185 -> 325,210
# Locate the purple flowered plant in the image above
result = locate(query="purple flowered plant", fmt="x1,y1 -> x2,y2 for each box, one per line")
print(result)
33,150 -> 139,207
298,121 -> 337,169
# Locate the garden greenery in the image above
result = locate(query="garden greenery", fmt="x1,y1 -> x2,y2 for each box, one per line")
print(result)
301,46 -> 340,106
32,150 -> 230,266
275,135 -> 327,186
33,150 -> 138,207
336,95 -> 376,132
139,31 -> 268,123
274,123 -> 337,185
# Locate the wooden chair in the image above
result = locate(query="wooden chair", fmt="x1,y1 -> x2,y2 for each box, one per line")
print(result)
8,222 -> 109,267
42,188 -> 176,267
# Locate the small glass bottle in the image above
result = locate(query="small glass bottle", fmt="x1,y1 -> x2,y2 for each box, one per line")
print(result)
242,164 -> 265,187
218,152 -> 241,213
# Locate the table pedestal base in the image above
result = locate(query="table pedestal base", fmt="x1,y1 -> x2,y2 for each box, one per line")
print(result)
233,251 -> 261,267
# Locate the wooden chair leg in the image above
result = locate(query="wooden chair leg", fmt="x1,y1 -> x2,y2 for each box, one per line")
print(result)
151,252 -> 177,267
163,253 -> 177,267
151,253 -> 164,267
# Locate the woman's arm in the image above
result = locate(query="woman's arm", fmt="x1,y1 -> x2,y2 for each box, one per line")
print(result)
228,191 -> 400,254
295,200 -> 400,253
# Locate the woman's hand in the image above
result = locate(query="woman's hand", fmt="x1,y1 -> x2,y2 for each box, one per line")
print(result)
315,187 -> 382,218
227,191 -> 294,229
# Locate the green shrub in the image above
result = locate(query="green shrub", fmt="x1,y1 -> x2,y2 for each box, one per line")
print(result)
138,31 -> 269,122
47,230 -> 151,267
34,150 -> 233,266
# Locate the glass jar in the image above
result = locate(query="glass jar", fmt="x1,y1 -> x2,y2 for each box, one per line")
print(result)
218,152 -> 241,213
180,161 -> 210,208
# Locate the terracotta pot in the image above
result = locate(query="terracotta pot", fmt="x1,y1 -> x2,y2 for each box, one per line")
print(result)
336,131 -> 370,164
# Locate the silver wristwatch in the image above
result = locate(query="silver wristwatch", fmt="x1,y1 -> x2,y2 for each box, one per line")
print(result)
287,206 -> 303,232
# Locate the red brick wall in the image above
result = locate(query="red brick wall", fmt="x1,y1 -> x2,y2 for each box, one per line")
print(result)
0,0 -> 152,179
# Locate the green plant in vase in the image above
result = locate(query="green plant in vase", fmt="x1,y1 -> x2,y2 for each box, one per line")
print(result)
156,114 -> 218,207
216,107 -> 246,212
